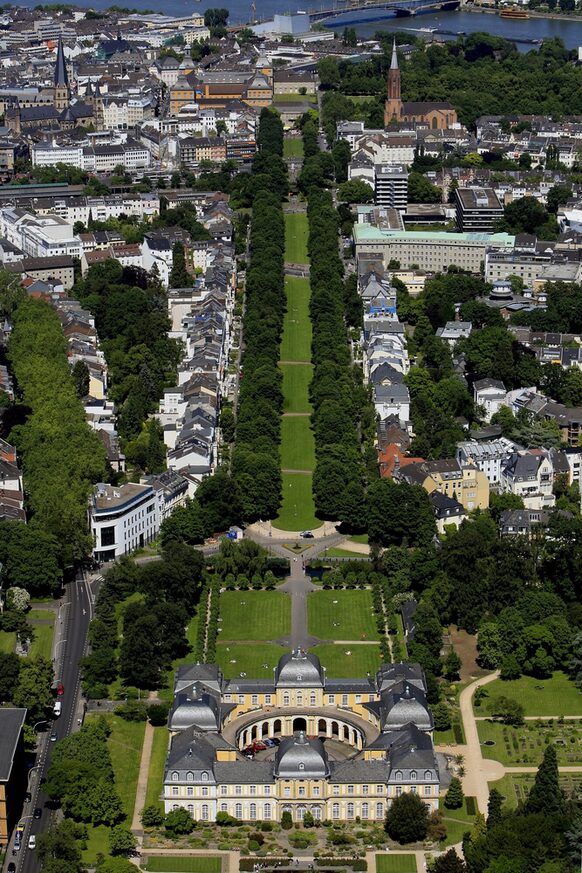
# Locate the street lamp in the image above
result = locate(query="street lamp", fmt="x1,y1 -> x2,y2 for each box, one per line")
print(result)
54,638 -> 67,661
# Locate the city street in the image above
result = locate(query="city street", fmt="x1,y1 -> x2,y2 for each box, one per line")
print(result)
8,570 -> 95,873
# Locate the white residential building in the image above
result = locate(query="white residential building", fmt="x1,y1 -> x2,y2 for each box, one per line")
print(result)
89,482 -> 159,562
473,378 -> 507,422
500,451 -> 555,510
436,321 -> 472,348
456,437 -> 520,486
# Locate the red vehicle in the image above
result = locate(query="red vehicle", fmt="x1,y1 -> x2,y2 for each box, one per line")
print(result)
57,683 -> 64,696
251,741 -> 267,752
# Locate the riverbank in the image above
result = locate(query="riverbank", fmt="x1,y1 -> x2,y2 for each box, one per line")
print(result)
465,4 -> 582,23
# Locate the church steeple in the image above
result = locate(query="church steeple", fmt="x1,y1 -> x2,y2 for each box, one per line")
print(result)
54,37 -> 69,89
384,39 -> 402,127
53,37 -> 70,110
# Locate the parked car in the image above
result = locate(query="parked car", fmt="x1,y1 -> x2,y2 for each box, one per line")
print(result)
24,792 -> 31,803
7,862 -> 16,872
33,808 -> 42,820
251,741 -> 267,752
50,731 -> 58,742
57,682 -> 64,696
28,835 -> 36,850
263,738 -> 275,747
300,531 -> 314,539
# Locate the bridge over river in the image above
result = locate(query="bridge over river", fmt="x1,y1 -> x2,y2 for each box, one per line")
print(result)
306,0 -> 459,22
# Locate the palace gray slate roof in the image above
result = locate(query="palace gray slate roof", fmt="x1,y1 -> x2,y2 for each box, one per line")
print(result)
275,649 -> 324,688
274,733 -> 330,779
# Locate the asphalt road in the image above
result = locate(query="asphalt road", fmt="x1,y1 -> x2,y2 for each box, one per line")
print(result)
10,570 -> 94,873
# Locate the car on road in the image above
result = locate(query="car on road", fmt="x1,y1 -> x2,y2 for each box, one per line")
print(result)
50,731 -> 58,742
7,862 -> 16,872
24,792 -> 31,803
300,531 -> 314,539
57,682 -> 64,696
28,835 -> 36,850
33,808 -> 42,820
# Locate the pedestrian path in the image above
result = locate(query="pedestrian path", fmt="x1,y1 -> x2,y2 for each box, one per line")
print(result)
131,691 -> 158,834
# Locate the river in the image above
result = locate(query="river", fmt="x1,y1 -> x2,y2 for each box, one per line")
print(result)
16,0 -> 582,48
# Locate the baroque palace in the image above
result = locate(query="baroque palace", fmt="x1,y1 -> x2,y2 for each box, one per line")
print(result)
162,649 -> 441,823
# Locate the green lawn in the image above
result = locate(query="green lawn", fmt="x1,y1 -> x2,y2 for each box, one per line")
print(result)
376,854 -> 417,872
216,643 -> 289,679
322,548 -> 369,558
144,857 -> 222,872
349,534 -> 369,544
273,472 -> 319,531
285,212 -> 309,264
145,726 -> 169,812
440,797 -> 477,846
280,416 -> 315,471
28,609 -> 56,621
308,589 -> 380,640
477,719 -> 582,766
219,590 -> 291,641
280,276 -> 312,362
0,632 -> 15,654
284,137 -> 305,157
87,713 -> 145,819
29,623 -> 54,659
310,644 -> 382,678
482,671 -> 582,717
81,825 -> 109,864
280,363 -> 313,413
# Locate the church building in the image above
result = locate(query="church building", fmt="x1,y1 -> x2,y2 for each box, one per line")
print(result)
384,41 -> 457,130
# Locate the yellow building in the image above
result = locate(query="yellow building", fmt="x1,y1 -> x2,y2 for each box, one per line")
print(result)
399,459 -> 489,512
0,709 -> 27,845
169,69 -> 273,115
163,652 -> 441,823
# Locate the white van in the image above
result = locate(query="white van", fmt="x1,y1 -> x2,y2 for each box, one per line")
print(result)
53,701 -> 62,717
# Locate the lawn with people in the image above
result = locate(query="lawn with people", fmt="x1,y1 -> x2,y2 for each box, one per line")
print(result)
308,589 -> 380,640
284,212 -> 310,264
273,473 -> 319,531
219,591 -> 291,641
280,277 -> 311,363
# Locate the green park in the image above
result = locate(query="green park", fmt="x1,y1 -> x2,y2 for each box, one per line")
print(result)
274,211 -> 318,531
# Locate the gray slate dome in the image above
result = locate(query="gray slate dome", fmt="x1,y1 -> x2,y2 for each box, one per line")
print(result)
380,683 -> 433,733
275,649 -> 324,688
274,732 -> 329,778
169,686 -> 221,732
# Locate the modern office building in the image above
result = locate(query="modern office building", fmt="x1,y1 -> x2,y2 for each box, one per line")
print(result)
374,164 -> 408,213
0,708 -> 27,845
88,482 -> 159,562
455,187 -> 503,233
